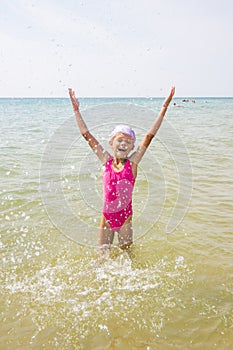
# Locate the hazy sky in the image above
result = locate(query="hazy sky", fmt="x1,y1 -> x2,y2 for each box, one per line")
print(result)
0,0 -> 232,97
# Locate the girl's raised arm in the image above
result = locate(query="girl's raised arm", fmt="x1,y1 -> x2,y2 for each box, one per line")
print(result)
130,86 -> 175,165
68,88 -> 110,164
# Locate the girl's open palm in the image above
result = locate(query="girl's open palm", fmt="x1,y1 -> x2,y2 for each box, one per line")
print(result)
164,86 -> 175,106
68,88 -> 80,111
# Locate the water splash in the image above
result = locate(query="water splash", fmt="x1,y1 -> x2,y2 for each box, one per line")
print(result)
2,247 -> 193,349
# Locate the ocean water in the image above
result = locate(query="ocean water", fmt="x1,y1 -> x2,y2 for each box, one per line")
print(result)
0,96 -> 232,349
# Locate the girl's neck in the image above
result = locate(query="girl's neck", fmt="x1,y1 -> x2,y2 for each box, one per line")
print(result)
113,156 -> 127,165
112,157 -> 127,172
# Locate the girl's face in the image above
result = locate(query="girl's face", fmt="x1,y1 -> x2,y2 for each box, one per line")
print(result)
110,133 -> 134,159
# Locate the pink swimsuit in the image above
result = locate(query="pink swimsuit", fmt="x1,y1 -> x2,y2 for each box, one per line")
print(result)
102,157 -> 135,231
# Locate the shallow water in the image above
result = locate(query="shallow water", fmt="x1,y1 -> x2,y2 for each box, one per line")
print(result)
0,97 -> 232,349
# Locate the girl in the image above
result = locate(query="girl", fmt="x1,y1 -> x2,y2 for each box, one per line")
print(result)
69,87 -> 175,251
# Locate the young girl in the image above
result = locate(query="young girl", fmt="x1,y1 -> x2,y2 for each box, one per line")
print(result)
69,87 -> 175,251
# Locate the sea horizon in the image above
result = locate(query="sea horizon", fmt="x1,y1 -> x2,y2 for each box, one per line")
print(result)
0,95 -> 233,99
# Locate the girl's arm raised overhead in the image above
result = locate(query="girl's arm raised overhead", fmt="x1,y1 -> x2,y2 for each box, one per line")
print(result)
130,86 -> 175,165
68,88 -> 110,164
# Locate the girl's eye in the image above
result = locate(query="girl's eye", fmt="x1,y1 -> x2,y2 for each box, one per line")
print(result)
116,138 -> 132,144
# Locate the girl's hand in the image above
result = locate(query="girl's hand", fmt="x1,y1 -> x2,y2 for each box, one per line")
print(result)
68,88 -> 80,111
163,86 -> 175,108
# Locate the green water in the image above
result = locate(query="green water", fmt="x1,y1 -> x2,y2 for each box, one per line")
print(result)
0,98 -> 232,349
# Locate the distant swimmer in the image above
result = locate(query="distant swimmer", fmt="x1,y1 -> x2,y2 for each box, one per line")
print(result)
173,102 -> 183,107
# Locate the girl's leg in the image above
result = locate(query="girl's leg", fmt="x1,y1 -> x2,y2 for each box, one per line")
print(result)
98,215 -> 114,247
118,215 -> 133,250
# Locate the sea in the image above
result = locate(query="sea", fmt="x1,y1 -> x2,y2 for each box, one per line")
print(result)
0,96 -> 232,349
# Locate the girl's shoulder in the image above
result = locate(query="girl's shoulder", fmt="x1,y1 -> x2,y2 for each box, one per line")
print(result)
102,155 -> 113,166
102,156 -> 113,172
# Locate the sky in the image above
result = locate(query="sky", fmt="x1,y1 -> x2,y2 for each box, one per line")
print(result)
0,0 -> 233,97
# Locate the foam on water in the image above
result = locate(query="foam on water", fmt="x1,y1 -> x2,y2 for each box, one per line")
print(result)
2,243 -> 193,349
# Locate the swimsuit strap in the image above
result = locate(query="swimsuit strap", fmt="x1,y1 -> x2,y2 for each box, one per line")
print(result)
105,157 -> 113,170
